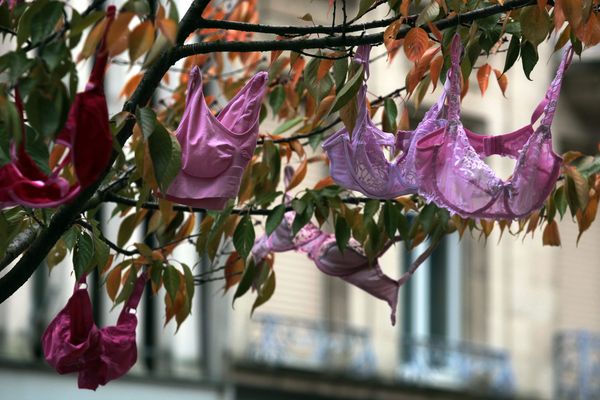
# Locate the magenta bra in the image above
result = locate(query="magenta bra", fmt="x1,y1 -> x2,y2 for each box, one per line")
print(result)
322,45 -> 448,198
42,273 -> 146,390
415,34 -> 572,219
252,210 -> 400,324
164,67 -> 268,210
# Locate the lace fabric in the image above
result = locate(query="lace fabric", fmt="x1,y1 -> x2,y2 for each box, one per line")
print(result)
322,45 -> 448,199
415,34 -> 571,219
163,67 -> 268,210
42,272 -> 146,390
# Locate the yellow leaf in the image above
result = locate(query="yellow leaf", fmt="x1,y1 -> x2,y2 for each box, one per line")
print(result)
477,63 -> 492,96
129,21 -> 155,63
286,158 -> 308,191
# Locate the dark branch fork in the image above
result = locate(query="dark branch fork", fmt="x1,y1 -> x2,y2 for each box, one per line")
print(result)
0,0 -> 536,303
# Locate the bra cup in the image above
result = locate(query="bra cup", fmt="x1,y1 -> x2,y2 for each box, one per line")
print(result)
352,138 -> 392,197
176,112 -> 236,179
217,72 -> 268,134
507,134 -> 561,215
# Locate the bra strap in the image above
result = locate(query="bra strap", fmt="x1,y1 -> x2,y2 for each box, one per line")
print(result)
88,5 -> 116,89
350,45 -> 370,140
353,45 -> 371,79
446,34 -> 463,122
538,44 -> 574,128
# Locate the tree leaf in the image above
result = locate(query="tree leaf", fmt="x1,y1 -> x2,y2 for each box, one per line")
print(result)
157,17 -> 177,45
30,1 -> 64,45
233,257 -> 257,304
382,98 -> 398,133
73,231 -> 95,279
148,123 -> 181,192
335,216 -> 351,251
521,41 -> 539,80
266,204 -> 286,235
251,271 -> 276,314
415,1 -> 440,27
429,54 -> 444,91
382,201 -> 400,238
494,69 -> 508,97
272,115 -> 303,135
286,158 -> 308,191
79,18 -> 109,60
477,63 -> 492,96
136,106 -> 156,138
129,20 -> 155,63
233,215 -> 255,260
47,239 -> 67,273
106,12 -> 134,55
224,252 -> 245,291
106,264 -> 122,301
163,265 -> 180,303
520,6 -> 550,46
503,35 -> 520,73
561,0 -> 583,30
542,220 -> 561,246
355,0 -> 377,20
404,27 -> 430,63
269,85 -> 285,115
329,64 -> 364,114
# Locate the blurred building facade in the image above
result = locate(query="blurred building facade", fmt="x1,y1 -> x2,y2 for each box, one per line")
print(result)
1,0 -> 600,399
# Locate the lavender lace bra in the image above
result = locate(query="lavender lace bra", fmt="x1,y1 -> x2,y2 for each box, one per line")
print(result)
415,34 -> 572,219
252,210 -> 401,324
322,45 -> 448,198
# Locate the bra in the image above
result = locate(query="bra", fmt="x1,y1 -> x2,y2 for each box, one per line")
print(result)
252,211 -> 400,325
415,34 -> 572,219
164,67 -> 268,210
42,272 -> 146,390
322,45 -> 448,198
0,6 -> 115,209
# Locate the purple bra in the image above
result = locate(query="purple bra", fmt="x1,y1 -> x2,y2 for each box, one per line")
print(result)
42,273 -> 146,390
164,67 -> 268,210
252,211 -> 400,324
415,34 -> 572,219
322,45 -> 448,198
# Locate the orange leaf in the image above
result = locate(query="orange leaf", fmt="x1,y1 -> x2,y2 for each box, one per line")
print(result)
157,18 -> 177,44
404,27 -> 430,63
537,0 -> 548,9
120,73 -> 143,98
290,140 -> 305,159
429,54 -> 444,91
560,0 -> 583,30
286,158 -> 308,191
554,0 -> 566,32
78,18 -> 108,61
576,12 -> 600,47
270,50 -> 283,65
384,20 -> 403,57
49,144 -> 67,170
224,252 -> 245,291
106,265 -> 122,301
317,59 -> 334,81
398,106 -> 410,131
494,69 -> 508,97
106,12 -> 134,55
314,176 -> 335,190
477,63 -> 492,96
406,65 -> 421,95
400,0 -> 411,16
314,94 -> 336,122
128,21 -> 155,63
576,195 -> 599,243
542,220 -> 561,246
427,22 -> 443,41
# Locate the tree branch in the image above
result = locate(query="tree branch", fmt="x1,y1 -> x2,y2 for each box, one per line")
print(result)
0,0 -> 214,304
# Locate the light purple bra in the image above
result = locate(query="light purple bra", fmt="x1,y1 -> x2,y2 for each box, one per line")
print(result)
164,67 -> 268,210
322,45 -> 448,198
252,210 -> 401,324
415,34 -> 572,219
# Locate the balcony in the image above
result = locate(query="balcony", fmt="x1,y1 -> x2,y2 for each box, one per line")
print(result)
554,331 -> 600,399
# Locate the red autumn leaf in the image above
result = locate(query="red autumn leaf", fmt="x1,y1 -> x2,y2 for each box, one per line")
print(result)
317,58 -> 334,81
404,27 -> 430,63
429,54 -> 444,91
224,252 -> 245,291
477,63 -> 492,96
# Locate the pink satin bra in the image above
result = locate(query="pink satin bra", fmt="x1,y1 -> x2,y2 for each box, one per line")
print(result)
164,67 -> 268,210
42,272 -> 146,390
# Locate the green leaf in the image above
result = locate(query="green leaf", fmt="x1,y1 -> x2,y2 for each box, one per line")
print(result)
233,215 -> 255,260
266,204 -> 286,235
24,126 -> 51,175
382,201 -> 399,238
68,10 -> 105,39
503,35 -> 520,74
25,81 -> 69,138
292,203 -> 313,235
0,51 -> 34,85
269,85 -> 285,115
163,265 -> 180,303
521,41 -> 539,81
115,266 -> 138,305
148,123 -> 182,191
182,263 -> 195,306
415,1 -> 440,27
16,0 -> 47,47
335,216 -> 351,252
117,213 -> 138,247
555,186 -> 568,219
272,115 -> 303,135
233,258 -> 257,304
251,271 -> 276,314
93,236 -> 110,271
382,98 -> 398,133
333,57 -> 348,92
419,203 -> 437,234
520,6 -> 550,47
136,107 -> 156,139
329,64 -> 364,114
47,239 -> 67,273
73,231 -> 95,278
30,1 -> 63,45
0,213 -> 9,259
363,199 -> 380,221
304,57 -> 334,103
356,0 -> 376,19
